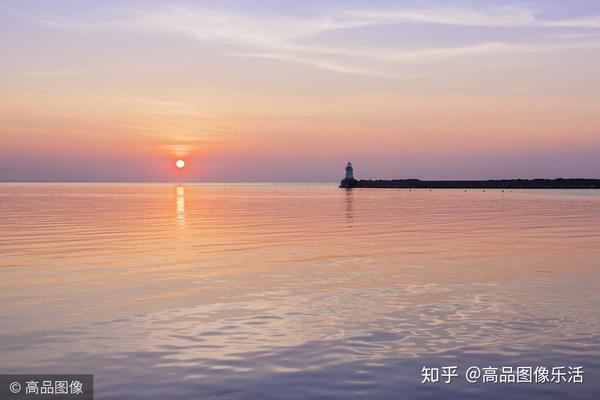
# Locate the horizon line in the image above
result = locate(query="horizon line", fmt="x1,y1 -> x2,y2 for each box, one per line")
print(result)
2,177 -> 600,184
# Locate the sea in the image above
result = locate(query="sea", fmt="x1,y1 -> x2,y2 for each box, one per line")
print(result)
1,183 -> 599,399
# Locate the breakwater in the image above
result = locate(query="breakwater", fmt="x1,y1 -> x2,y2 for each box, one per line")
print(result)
339,178 -> 600,189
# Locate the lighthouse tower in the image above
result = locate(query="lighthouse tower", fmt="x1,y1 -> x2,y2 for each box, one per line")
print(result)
345,161 -> 354,180
339,161 -> 357,188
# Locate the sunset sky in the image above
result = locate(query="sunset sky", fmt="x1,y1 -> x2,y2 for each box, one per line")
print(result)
2,0 -> 600,181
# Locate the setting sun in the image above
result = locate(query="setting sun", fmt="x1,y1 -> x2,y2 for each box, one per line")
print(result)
176,159 -> 185,169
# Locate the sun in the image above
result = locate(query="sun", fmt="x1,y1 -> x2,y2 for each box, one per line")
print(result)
176,159 -> 185,169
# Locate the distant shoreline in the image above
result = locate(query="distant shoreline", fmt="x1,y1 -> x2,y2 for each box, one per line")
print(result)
340,178 -> 600,189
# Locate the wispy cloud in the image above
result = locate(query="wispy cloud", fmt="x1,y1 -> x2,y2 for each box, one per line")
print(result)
8,3 -> 600,76
342,5 -> 538,28
342,5 -> 600,29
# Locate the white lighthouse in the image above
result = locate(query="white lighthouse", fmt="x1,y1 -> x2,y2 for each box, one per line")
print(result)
339,162 -> 356,188
345,161 -> 354,180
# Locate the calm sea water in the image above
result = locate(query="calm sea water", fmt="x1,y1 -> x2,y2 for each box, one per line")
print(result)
1,183 -> 599,399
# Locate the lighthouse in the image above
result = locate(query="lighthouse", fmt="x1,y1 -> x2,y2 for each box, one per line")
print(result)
339,161 -> 357,188
345,161 -> 354,180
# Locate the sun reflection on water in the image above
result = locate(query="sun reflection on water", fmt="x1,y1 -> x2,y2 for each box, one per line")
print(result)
176,186 -> 185,226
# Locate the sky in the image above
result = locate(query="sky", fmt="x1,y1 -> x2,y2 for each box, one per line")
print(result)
1,0 -> 600,182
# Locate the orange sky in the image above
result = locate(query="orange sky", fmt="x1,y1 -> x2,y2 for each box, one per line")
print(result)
1,1 -> 600,181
